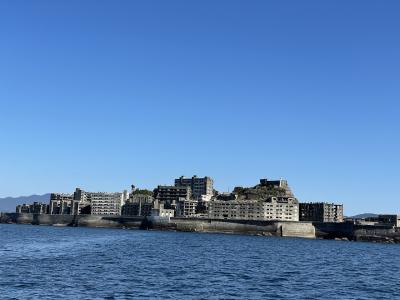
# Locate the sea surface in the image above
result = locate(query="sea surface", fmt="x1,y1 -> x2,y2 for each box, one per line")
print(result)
0,224 -> 399,300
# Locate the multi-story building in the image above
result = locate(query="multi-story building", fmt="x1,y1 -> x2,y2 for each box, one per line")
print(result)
174,176 -> 213,199
72,188 -> 92,215
177,199 -> 198,217
50,188 -> 128,216
151,202 -> 175,218
154,185 -> 191,208
122,194 -> 154,217
16,202 -> 49,214
16,204 -> 30,213
90,192 -> 124,216
209,197 -> 299,221
299,202 -> 344,223
49,193 -> 74,215
259,178 -> 294,197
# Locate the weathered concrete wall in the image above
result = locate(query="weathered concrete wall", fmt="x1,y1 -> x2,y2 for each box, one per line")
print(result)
146,217 -> 316,238
175,219 -> 279,235
353,226 -> 400,243
314,222 -> 400,243
313,222 -> 355,239
1,214 -> 316,238
0,213 -> 144,229
6,213 -> 400,243
35,214 -> 75,226
280,222 -> 315,238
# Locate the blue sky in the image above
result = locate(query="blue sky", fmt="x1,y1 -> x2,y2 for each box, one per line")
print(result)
0,0 -> 399,215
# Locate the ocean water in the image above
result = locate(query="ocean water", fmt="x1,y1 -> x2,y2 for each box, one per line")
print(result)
0,224 -> 399,300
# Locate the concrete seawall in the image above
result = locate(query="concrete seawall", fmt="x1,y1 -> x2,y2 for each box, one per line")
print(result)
314,222 -> 400,243
2,213 -> 399,243
0,213 -> 315,238
0,213 -> 144,228
146,217 -> 316,238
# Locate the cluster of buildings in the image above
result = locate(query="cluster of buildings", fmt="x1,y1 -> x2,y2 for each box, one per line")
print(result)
15,202 -> 48,214
352,214 -> 400,227
16,176 -> 346,223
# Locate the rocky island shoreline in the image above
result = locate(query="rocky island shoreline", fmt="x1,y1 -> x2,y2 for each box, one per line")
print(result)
1,212 -> 400,244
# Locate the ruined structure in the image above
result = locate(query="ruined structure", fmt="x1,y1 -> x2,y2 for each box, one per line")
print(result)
209,178 -> 299,221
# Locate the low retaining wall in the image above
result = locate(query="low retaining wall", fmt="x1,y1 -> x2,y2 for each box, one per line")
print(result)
1,213 -> 316,238
280,222 -> 315,238
314,222 -> 400,243
0,213 -> 144,228
147,217 -> 316,238
6,213 -> 399,243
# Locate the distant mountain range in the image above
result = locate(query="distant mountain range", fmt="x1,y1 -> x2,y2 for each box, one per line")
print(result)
0,194 -> 51,212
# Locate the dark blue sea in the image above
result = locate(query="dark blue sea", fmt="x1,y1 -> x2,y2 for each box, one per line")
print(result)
0,224 -> 399,299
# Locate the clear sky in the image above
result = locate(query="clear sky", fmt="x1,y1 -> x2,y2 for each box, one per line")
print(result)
0,0 -> 399,215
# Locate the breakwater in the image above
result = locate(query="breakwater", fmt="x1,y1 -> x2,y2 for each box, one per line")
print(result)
1,213 -> 399,243
314,221 -> 400,243
0,213 -> 315,238
0,213 -> 144,228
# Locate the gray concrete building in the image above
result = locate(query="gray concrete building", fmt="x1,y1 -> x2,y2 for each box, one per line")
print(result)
154,185 -> 191,209
209,197 -> 299,221
177,199 -> 198,217
50,188 -> 127,216
363,215 -> 400,227
122,194 -> 154,217
151,200 -> 175,218
16,202 -> 48,214
90,192 -> 124,216
259,178 -> 294,197
49,193 -> 74,215
377,215 -> 400,227
174,176 -> 213,199
299,202 -> 344,223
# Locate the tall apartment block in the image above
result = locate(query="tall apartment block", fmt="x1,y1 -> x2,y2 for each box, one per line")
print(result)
299,202 -> 344,223
90,192 -> 125,216
174,176 -> 213,199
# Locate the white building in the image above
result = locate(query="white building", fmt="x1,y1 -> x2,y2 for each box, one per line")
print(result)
208,197 -> 299,221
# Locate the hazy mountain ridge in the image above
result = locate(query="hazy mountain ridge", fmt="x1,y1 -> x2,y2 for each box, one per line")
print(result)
0,194 -> 51,212
349,213 -> 378,219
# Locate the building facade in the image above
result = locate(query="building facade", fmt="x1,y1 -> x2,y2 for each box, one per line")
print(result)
259,178 -> 294,197
209,197 -> 299,221
49,193 -> 74,215
50,188 -> 128,216
151,202 -> 175,218
177,199 -> 198,217
174,176 -> 213,199
299,202 -> 344,223
90,192 -> 124,216
16,202 -> 49,214
154,185 -> 191,208
122,194 -> 154,217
